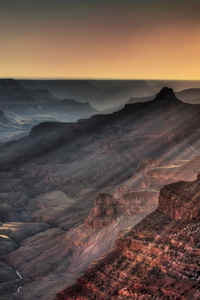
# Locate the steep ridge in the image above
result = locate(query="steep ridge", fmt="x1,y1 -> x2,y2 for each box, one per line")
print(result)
1,87 -> 200,184
56,174 -> 200,300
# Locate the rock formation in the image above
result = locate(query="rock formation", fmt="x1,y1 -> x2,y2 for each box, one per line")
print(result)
85,191 -> 158,228
56,174 -> 200,299
1,87 -> 200,300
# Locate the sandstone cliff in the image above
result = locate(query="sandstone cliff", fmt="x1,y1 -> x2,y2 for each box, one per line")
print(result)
56,174 -> 200,299
85,191 -> 158,228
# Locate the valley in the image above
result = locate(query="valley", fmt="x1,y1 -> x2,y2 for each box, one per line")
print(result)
0,85 -> 200,299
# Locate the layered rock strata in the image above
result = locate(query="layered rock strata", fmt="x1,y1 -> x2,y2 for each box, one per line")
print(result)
56,175 -> 200,299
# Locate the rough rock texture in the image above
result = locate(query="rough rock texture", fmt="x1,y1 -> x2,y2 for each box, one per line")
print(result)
56,175 -> 200,299
3,215 -> 146,300
2,88 -> 200,300
142,164 -> 194,190
159,180 -> 200,221
85,191 -> 158,228
85,194 -> 117,227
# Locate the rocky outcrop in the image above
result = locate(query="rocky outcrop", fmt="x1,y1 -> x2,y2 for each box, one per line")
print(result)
85,193 -> 117,227
142,165 -> 194,189
155,87 -> 182,103
159,178 -> 200,221
117,190 -> 158,215
142,157 -> 200,190
56,174 -> 200,299
85,191 -> 158,228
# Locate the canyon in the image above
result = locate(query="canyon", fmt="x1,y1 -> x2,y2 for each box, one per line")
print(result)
56,174 -> 200,299
1,87 -> 200,299
0,79 -> 99,142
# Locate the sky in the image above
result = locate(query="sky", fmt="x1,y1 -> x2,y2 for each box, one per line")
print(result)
0,1 -> 200,80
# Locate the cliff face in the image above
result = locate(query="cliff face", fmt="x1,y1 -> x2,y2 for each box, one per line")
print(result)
85,191 -> 158,228
85,193 -> 117,227
56,175 -> 200,300
159,179 -> 200,221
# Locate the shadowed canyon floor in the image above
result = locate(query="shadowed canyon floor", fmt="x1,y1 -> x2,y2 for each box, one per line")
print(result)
1,88 -> 200,299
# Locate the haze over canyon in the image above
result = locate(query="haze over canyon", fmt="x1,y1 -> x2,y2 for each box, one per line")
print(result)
0,80 -> 200,300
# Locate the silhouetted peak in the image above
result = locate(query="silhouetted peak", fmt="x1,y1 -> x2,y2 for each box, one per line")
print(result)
155,87 -> 177,101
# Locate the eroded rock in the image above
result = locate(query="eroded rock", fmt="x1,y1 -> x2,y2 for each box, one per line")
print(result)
56,176 -> 200,299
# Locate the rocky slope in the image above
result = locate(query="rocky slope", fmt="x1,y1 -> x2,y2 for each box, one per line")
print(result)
85,191 -> 158,228
1,157 -> 199,300
56,174 -> 200,300
1,88 -> 200,299
1,186 -> 158,300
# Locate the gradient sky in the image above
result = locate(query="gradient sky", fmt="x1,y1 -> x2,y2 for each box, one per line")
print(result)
0,1 -> 200,80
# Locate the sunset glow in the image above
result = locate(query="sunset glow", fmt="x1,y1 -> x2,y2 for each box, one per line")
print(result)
0,1 -> 200,80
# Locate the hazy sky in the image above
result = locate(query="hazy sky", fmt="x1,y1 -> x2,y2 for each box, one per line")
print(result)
0,1 -> 200,80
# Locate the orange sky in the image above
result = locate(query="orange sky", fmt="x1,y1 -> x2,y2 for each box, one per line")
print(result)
0,1 -> 200,80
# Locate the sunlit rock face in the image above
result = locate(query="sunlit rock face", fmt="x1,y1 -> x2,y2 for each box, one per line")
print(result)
56,175 -> 200,299
2,156 -> 200,300
142,156 -> 200,190
159,177 -> 200,221
85,191 -> 158,228
85,193 -> 117,227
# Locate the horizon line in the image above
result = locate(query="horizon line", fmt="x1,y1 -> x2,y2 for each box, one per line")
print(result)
1,77 -> 200,82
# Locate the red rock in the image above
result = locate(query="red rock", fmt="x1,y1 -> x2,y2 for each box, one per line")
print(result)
85,191 -> 158,228
56,175 -> 200,299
